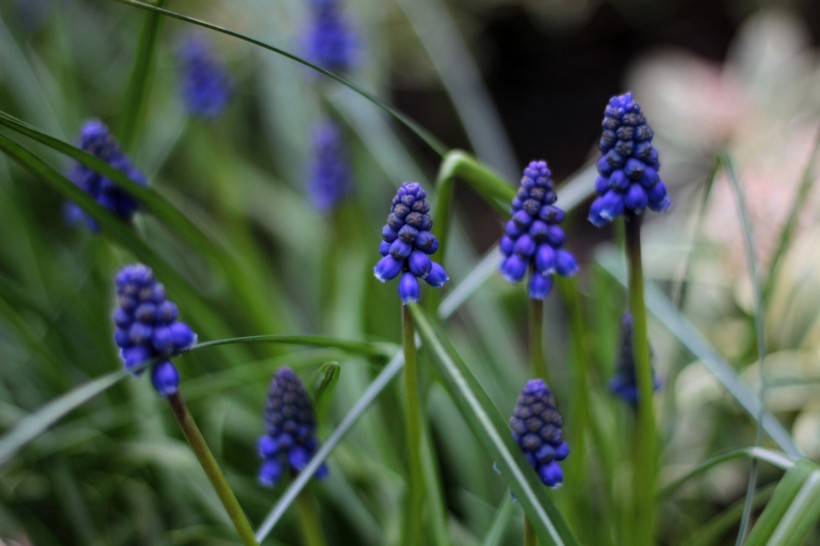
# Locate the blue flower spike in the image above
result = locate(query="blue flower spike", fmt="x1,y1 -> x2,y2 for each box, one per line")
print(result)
500,161 -> 578,299
65,120 -> 148,232
374,182 -> 448,304
609,312 -> 661,405
258,367 -> 329,487
304,0 -> 356,75
510,379 -> 569,488
113,264 -> 197,396
589,92 -> 670,227
177,33 -> 233,119
308,120 -> 351,212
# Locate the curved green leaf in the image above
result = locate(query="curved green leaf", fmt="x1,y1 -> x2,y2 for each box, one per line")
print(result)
109,0 -> 448,157
0,111 -> 283,333
660,447 -> 794,499
0,335 -> 388,467
409,303 -> 578,546
0,369 -> 129,466
745,460 -> 820,546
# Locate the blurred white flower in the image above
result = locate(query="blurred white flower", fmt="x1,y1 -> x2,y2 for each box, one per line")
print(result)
629,9 -> 820,274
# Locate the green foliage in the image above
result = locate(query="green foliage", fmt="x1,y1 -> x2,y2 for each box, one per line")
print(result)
0,1 -> 817,545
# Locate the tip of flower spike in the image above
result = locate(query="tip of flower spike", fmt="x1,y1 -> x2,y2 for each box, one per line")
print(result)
151,360 -> 180,396
398,272 -> 420,304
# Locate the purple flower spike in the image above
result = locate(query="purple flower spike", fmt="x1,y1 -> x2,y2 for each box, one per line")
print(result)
304,0 -> 356,75
510,379 -> 568,488
65,120 -> 147,232
177,33 -> 233,119
258,368 -> 328,487
589,92 -> 670,226
113,264 -> 197,396
500,161 -> 578,299
308,120 -> 351,213
374,182 -> 448,304
609,312 -> 661,405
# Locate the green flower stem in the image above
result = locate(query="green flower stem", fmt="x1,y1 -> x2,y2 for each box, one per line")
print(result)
165,391 -> 259,546
295,488 -> 326,546
556,277 -> 590,537
402,304 -> 426,546
529,297 -> 548,383
624,212 -> 657,546
119,0 -> 166,152
524,296 -> 547,546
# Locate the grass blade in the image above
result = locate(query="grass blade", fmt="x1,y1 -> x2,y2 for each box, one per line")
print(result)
763,132 -> 819,303
0,332 -> 386,466
109,0 -> 448,157
0,369 -> 129,465
660,447 -> 794,499
595,246 -> 800,459
0,111 -> 285,332
118,0 -> 166,151
745,460 -> 820,546
409,304 -> 578,546
720,153 -> 768,545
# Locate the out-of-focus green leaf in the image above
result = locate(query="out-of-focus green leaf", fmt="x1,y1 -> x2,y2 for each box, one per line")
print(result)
409,304 -> 578,546
110,0 -> 448,157
745,460 -> 820,546
595,246 -> 800,459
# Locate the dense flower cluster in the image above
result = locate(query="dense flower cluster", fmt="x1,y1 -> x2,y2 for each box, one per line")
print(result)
113,264 -> 197,396
177,34 -> 233,119
509,379 -> 569,488
374,183 -> 448,303
304,0 -> 356,74
499,161 -> 578,299
589,92 -> 670,227
65,120 -> 147,232
258,367 -> 328,486
609,312 -> 661,405
308,120 -> 351,212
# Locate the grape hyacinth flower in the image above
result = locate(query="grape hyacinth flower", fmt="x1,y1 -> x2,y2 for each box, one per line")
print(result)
177,34 -> 233,119
610,312 -> 661,405
499,161 -> 578,299
374,182 -> 448,304
304,0 -> 356,75
510,379 -> 569,488
113,264 -> 197,396
258,367 -> 328,487
65,120 -> 148,232
588,92 -> 671,227
308,120 -> 351,212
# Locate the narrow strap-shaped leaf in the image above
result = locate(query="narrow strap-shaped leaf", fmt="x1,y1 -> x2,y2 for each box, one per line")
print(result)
0,131 -> 255,349
745,460 -> 820,546
595,246 -> 801,459
118,0 -> 166,151
0,111 -> 285,333
408,303 -> 578,546
0,335 -> 388,466
766,464 -> 820,545
0,369 -> 129,466
479,493 -> 515,546
720,153 -> 769,546
660,447 -> 794,499
110,0 -> 448,157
